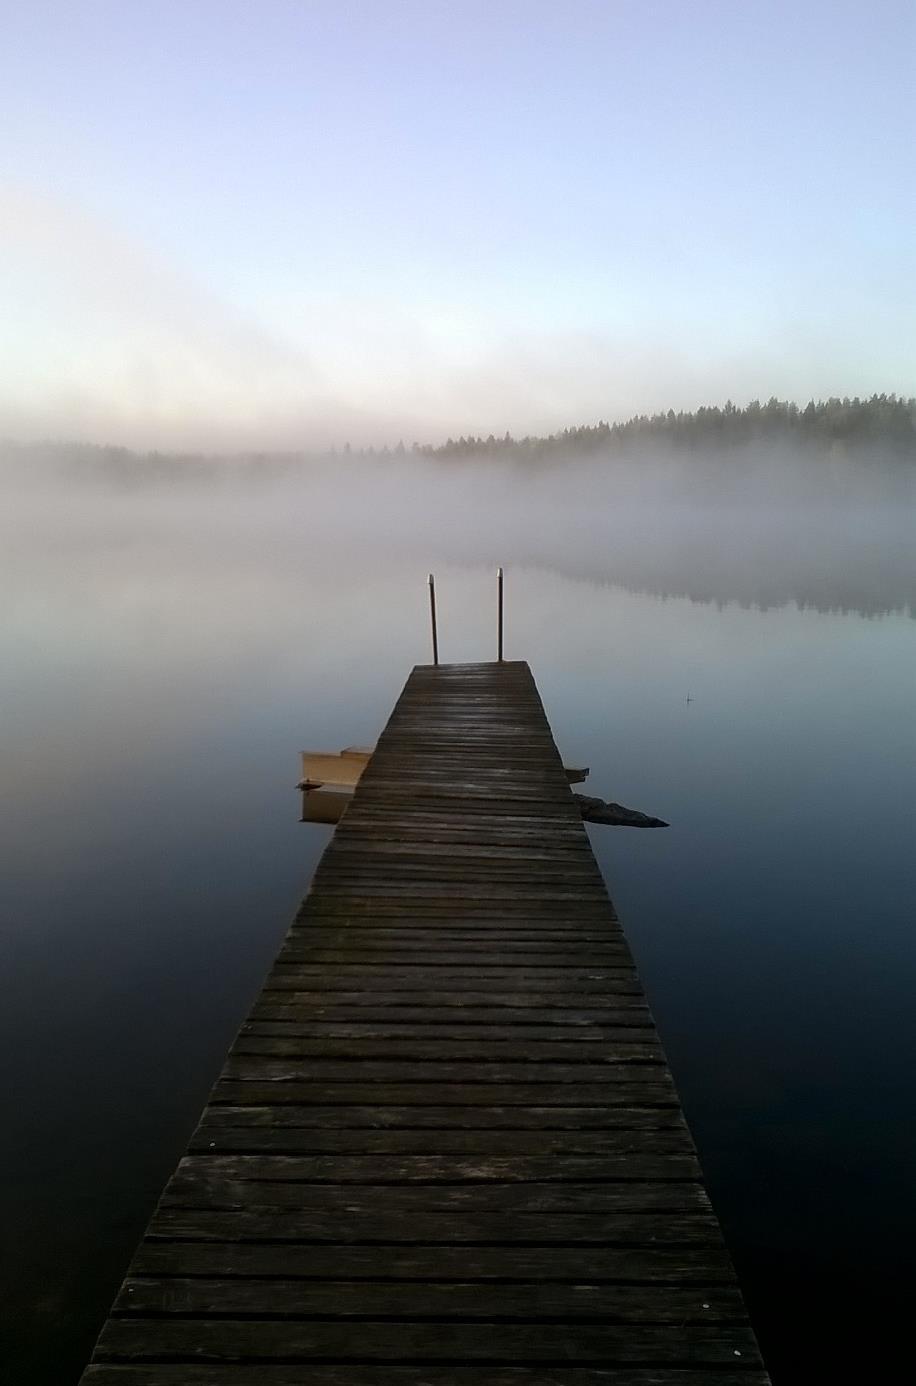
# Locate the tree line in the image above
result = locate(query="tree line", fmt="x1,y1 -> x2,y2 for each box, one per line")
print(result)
4,393 -> 914,474
411,394 -> 915,460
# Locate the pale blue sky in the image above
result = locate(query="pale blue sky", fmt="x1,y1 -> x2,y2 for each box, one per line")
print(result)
1,0 -> 913,448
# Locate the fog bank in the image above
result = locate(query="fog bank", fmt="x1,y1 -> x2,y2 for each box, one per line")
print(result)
4,441 -> 915,618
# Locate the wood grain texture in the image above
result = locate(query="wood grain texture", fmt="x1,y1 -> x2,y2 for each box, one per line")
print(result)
84,1370 -> 771,1386
79,661 -> 768,1384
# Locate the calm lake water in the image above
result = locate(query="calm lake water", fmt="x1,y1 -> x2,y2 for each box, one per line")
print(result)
2,451 -> 915,1383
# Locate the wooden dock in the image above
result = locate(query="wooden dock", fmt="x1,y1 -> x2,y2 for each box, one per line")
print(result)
81,661 -> 769,1385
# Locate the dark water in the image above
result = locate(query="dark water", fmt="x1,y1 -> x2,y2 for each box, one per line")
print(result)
2,453 -> 914,1383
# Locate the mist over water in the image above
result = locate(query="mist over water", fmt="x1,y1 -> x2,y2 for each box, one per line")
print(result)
2,444 -> 915,1382
6,440 -> 916,615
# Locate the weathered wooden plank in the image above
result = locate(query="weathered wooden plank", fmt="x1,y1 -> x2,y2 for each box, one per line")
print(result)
298,906 -> 621,921
290,918 -> 623,932
229,1038 -> 662,1062
250,1002 -> 652,1022
239,1022 -> 651,1041
333,824 -> 587,838
115,1277 -> 744,1321
349,790 -> 581,807
335,815 -> 588,832
189,1128 -> 692,1156
317,859 -> 594,871
221,1059 -> 665,1084
328,831 -> 593,853
298,895 -> 620,910
197,1104 -> 679,1130
312,873 -> 609,888
211,1080 -> 679,1106
275,951 -> 634,968
311,870 -> 608,887
287,927 -> 625,942
314,851 -> 604,868
307,888 -> 614,902
147,1207 -> 723,1245
168,1146 -> 700,1184
349,772 -> 575,787
270,962 -> 639,977
260,988 -> 646,1004
296,914 -> 620,928
163,1174 -> 706,1210
128,1240 -> 739,1283
94,1318 -> 761,1364
262,977 -> 644,995
85,1367 -> 770,1385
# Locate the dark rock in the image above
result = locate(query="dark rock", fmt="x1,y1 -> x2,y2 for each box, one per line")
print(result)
574,794 -> 668,828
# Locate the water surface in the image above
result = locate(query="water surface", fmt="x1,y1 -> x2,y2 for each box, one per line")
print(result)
2,453 -> 914,1383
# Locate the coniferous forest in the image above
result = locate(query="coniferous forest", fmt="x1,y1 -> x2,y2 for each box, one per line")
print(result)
414,393 -> 915,460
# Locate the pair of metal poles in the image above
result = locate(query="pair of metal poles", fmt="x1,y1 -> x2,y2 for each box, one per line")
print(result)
427,567 -> 503,666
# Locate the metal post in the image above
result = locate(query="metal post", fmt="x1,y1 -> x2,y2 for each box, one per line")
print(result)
497,566 -> 504,662
428,573 -> 439,665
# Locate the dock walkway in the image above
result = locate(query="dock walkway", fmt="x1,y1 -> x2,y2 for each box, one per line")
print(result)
81,660 -> 769,1385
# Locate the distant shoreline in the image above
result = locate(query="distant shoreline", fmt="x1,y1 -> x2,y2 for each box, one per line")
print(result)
2,393 -> 914,465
